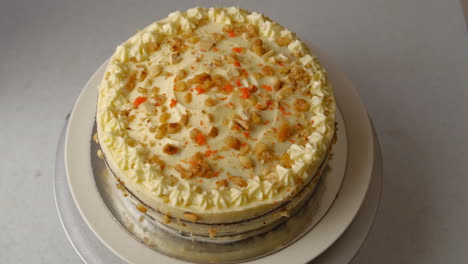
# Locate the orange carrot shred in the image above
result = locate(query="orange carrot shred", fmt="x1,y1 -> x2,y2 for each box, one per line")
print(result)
227,31 -> 236,37
234,61 -> 241,67
195,85 -> 205,94
133,96 -> 147,107
261,84 -> 272,92
279,106 -> 291,116
196,133 -> 206,145
240,87 -> 250,99
170,98 -> 177,108
232,47 -> 243,53
223,83 -> 233,93
236,79 -> 242,87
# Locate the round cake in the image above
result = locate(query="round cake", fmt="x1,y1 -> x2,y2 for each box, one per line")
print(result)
96,7 -> 335,239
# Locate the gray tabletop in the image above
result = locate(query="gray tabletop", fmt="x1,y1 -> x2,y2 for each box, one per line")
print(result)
1,0 -> 467,263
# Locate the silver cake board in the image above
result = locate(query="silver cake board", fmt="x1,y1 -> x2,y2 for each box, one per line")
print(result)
54,116 -> 382,264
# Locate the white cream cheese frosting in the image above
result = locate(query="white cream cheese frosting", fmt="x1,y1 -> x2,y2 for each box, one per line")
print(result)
96,7 -> 335,224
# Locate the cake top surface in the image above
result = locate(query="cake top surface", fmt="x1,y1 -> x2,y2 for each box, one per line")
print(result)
97,7 -> 335,214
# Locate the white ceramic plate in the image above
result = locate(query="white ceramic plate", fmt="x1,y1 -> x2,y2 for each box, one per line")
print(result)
65,47 -> 373,263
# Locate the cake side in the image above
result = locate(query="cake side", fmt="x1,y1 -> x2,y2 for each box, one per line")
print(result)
96,7 -> 335,224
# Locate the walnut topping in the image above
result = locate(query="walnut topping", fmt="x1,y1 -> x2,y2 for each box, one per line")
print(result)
188,72 -> 211,85
239,144 -> 250,156
277,86 -> 293,99
180,114 -> 189,126
163,144 -> 179,155
174,81 -> 188,91
190,128 -> 200,140
159,112 -> 171,123
255,143 -> 274,163
277,121 -> 291,142
163,215 -> 171,224
198,37 -> 215,51
183,212 -> 199,222
216,179 -> 228,189
251,38 -> 264,55
153,94 -> 167,106
294,98 -> 310,112
147,155 -> 165,169
174,70 -> 188,82
124,72 -> 137,91
167,123 -> 181,134
226,136 -> 241,150
136,203 -> 148,213
155,124 -> 167,139
276,37 -> 292,47
239,155 -> 254,169
212,32 -> 225,42
261,65 -> 274,76
137,87 -> 148,94
175,164 -> 192,179
204,97 -> 217,107
212,74 -> 226,87
246,24 -> 258,38
208,126 -> 218,137
229,176 -> 247,188
251,111 -> 262,124
184,92 -> 192,104
272,78 -> 282,91
189,153 -> 214,178
144,42 -> 160,53
279,152 -> 293,168
149,65 -> 162,78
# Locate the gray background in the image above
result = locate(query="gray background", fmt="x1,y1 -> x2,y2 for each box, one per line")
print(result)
1,0 -> 467,263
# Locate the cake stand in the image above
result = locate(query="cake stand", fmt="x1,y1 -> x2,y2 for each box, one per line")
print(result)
54,47 -> 381,263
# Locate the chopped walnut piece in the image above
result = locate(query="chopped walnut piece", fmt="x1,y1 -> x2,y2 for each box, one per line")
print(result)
294,98 -> 310,112
167,123 -> 181,134
277,86 -> 293,99
154,124 -> 168,139
239,144 -> 250,156
159,112 -> 171,123
183,212 -> 199,222
208,126 -> 218,137
239,155 -> 255,169
153,94 -> 167,106
226,53 -> 238,64
124,72 -> 137,91
226,136 -> 241,150
163,215 -> 171,224
136,203 -> 148,213
216,179 -> 228,189
139,68 -> 148,82
137,87 -> 148,94
251,111 -> 262,124
145,42 -> 160,53
170,37 -> 184,52
175,164 -> 192,179
148,154 -> 165,169
272,78 -> 282,91
204,97 -> 217,107
254,142 -> 274,163
149,65 -> 162,78
279,152 -> 293,169
198,37 -> 215,51
229,176 -> 247,188
212,32 -> 225,42
188,72 -> 211,85
246,24 -> 258,38
277,121 -> 291,142
189,154 -> 214,178
127,115 -> 136,122
190,128 -> 200,140
276,36 -> 292,46
261,65 -> 274,76
251,38 -> 264,55
174,81 -> 188,91
212,74 -> 226,87
180,114 -> 189,126
174,70 -> 188,82
163,144 -> 179,155
184,92 -> 192,104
